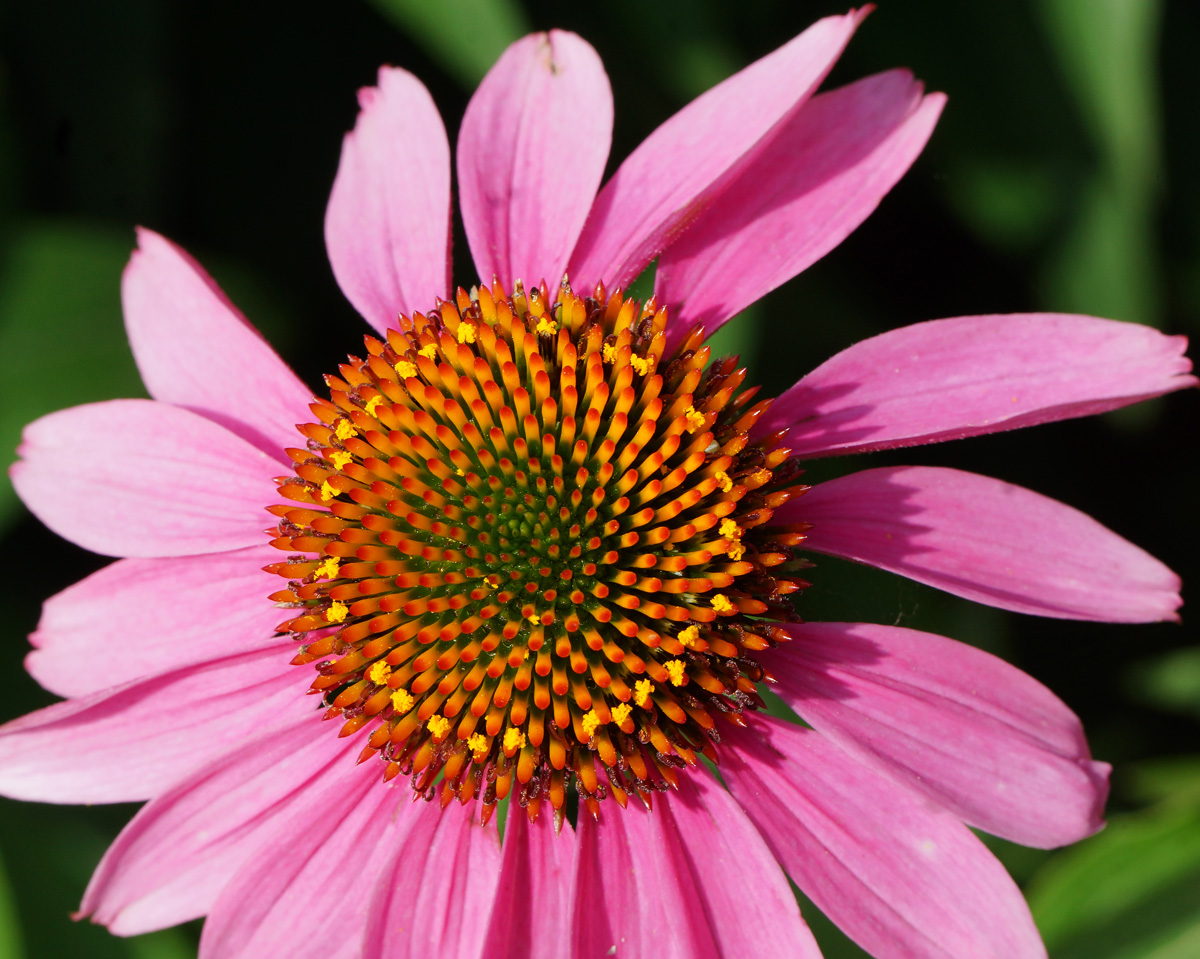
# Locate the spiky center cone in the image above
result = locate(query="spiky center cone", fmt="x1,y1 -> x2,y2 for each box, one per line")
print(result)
267,279 -> 812,825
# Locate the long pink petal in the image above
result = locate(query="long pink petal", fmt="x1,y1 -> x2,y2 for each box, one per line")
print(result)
567,9 -> 867,292
10,399 -> 279,558
765,622 -> 1109,848
325,67 -> 452,334
722,715 -> 1048,959
0,643 -> 306,803
758,314 -> 1197,454
198,756 -> 404,959
27,545 -> 284,698
787,465 -> 1182,622
81,718 -> 357,935
122,228 -> 312,461
657,71 -> 944,346
571,776 -> 820,959
459,31 -> 612,292
481,804 -> 576,959
363,802 -> 502,959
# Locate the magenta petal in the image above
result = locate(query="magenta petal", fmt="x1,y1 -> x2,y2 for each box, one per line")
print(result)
459,31 -> 612,292
82,719 -> 355,935
722,716 -> 1048,959
325,66 -> 452,333
571,775 -> 820,959
758,314 -> 1197,454
0,643 -> 304,804
657,71 -> 944,344
28,545 -> 284,698
765,622 -> 1109,848
481,804 -> 576,959
787,465 -> 1182,622
10,399 -> 278,558
567,10 -> 866,291
122,228 -> 312,461
363,802 -> 502,959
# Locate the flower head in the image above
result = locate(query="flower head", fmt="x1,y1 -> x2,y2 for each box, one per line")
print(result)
1,9 -> 1194,959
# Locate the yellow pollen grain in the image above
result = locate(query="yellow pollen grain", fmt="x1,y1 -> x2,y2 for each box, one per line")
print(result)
503,727 -> 526,753
728,541 -> 746,561
325,600 -> 348,624
329,451 -> 353,470
334,418 -> 356,441
364,394 -> 385,415
634,678 -> 655,707
611,702 -> 632,726
456,323 -> 477,344
318,480 -> 337,502
427,715 -> 451,740
601,342 -> 617,364
390,688 -> 414,713
366,661 -> 391,685
665,660 -> 688,686
720,518 -> 742,540
715,470 -> 733,493
684,406 -> 706,433
467,733 -> 489,760
630,354 -> 652,375
678,625 -> 700,648
396,359 -> 418,379
535,316 -> 558,335
581,710 -> 601,737
314,556 -> 340,579
711,593 -> 734,613
418,343 -> 438,359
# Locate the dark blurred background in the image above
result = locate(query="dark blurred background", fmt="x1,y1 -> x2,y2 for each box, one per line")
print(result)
0,1 -> 1197,956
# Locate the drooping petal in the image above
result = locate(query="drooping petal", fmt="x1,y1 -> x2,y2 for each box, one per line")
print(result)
571,775 -> 820,959
722,715 -> 1048,959
325,66 -> 452,334
362,802 -> 502,959
10,399 -> 279,558
657,71 -> 943,345
764,622 -> 1109,848
567,9 -> 867,291
0,643 -> 305,804
82,719 -> 358,935
786,465 -> 1182,622
757,314 -> 1197,454
28,545 -> 285,698
459,31 -> 612,293
122,228 -> 312,461
481,804 -> 576,959
198,756 -> 405,959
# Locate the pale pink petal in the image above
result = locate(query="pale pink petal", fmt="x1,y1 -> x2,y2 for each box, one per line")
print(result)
758,314 -> 1197,454
10,399 -> 279,558
567,9 -> 867,291
198,756 -> 404,959
459,31 -> 612,292
122,228 -> 312,461
786,465 -> 1182,622
28,545 -> 285,698
363,802 -> 502,959
81,718 -> 357,935
325,66 -> 452,334
722,715 -> 1048,959
481,804 -> 576,959
0,643 -> 306,804
571,775 -> 820,959
657,72 -> 944,346
765,622 -> 1109,848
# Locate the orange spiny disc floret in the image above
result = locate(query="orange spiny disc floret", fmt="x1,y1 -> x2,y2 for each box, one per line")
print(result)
266,277 -> 813,826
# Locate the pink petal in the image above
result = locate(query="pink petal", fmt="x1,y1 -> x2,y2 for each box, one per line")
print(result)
567,9 -> 867,292
122,228 -> 312,461
787,465 -> 1182,622
198,755 -> 404,959
325,67 -> 452,334
459,31 -> 612,293
363,802 -> 502,959
82,718 -> 357,935
758,314 -> 1197,455
764,622 -> 1109,848
571,775 -> 820,959
657,71 -> 944,346
481,804 -> 576,959
10,399 -> 279,558
0,643 -> 306,804
27,545 -> 284,698
722,715 -> 1048,959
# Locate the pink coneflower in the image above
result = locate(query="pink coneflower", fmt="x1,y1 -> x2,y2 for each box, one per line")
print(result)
1,10 -> 1193,959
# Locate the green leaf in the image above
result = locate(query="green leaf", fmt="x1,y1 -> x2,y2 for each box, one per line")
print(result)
1125,647 -> 1200,719
366,0 -> 529,88
0,847 -> 24,959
